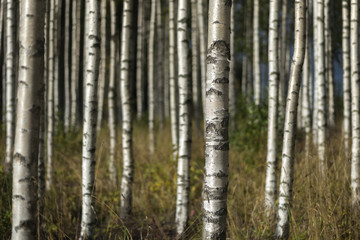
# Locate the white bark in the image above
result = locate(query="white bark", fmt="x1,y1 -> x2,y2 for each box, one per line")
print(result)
312,0 -> 318,145
169,0 -> 179,161
229,3 -> 236,130
136,0 -> 144,120
11,0 -> 44,238
350,0 -> 360,207
275,0 -> 305,238
108,0 -> 118,185
96,0 -> 107,132
253,0 -> 261,105
265,0 -> 280,217
148,0 -> 156,154
80,0 -> 100,238
4,0 -> 16,172
175,0 -> 192,235
64,0 -> 71,131
343,0 -> 351,158
120,0 -> 134,220
197,0 -> 207,114
203,1 -> 231,239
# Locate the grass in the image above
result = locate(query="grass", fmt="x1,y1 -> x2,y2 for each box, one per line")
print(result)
0,99 -> 359,239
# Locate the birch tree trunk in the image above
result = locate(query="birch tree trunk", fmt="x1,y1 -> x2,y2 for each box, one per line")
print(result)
136,0 -> 144,120
4,0 -> 16,172
64,0 -> 71,131
108,0 -> 118,185
275,0 -> 305,238
79,0 -> 100,238
343,0 -> 351,158
350,0 -> 360,207
120,0 -> 134,220
169,0 -> 179,161
96,0 -> 107,132
53,0 -> 60,123
175,0 -> 192,235
229,3 -> 236,130
316,0 -> 326,175
148,0 -> 156,154
46,0 -> 55,191
264,0 -> 280,217
279,0 -> 288,116
198,0 -> 207,114
11,0 -> 44,238
156,0 -> 164,127
253,0 -> 261,105
203,1 -> 231,239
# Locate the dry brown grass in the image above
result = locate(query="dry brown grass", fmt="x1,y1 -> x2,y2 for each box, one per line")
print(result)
0,115 -> 360,239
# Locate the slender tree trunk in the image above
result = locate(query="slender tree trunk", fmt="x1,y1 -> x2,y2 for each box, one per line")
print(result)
0,0 -> 3,123
64,0 -> 71,131
316,0 -> 326,175
275,0 -> 305,238
279,0 -> 288,116
203,1 -> 231,239
11,0 -> 44,238
241,56 -> 247,94
164,11 -> 170,120
148,0 -> 156,154
197,0 -> 207,114
312,0 -> 319,145
120,0 -> 134,220
46,0 -> 55,191
350,0 -> 360,207
229,3 -> 236,130
175,0 -> 192,235
96,0 -> 107,132
79,0 -> 100,238
156,0 -> 164,127
343,0 -> 351,158
4,0 -> 16,172
264,0 -> 280,217
54,0 -> 60,124
108,0 -> 118,185
136,0 -> 144,120
169,0 -> 179,161
253,0 -> 261,105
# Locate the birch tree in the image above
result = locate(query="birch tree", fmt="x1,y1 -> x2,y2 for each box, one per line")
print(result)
80,0 -> 100,238
11,0 -> 45,238
253,0 -> 261,105
343,0 -> 351,157
229,2 -> 236,130
156,0 -> 165,126
350,0 -> 360,207
275,0 -> 306,238
4,0 -> 16,172
264,0 -> 280,217
203,1 -> 231,238
198,0 -> 207,113
175,0 -> 192,235
136,0 -> 144,120
279,0 -> 288,115
169,0 -> 179,161
108,0 -> 118,185
64,0 -> 71,131
120,0 -> 134,220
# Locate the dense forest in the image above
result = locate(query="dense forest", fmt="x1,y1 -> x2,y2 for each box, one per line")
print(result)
0,0 -> 359,239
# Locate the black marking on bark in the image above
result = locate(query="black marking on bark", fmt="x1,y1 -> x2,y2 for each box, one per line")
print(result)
15,220 -> 36,233
13,195 -> 25,201
19,80 -> 29,87
213,77 -> 229,84
208,40 -> 230,59
214,142 -> 229,150
225,0 -> 232,7
206,88 -> 222,96
14,153 -> 27,164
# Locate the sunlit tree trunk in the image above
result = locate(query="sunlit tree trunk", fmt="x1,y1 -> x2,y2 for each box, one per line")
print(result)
4,0 -> 16,172
175,0 -> 192,235
11,0 -> 44,238
253,0 -> 261,105
275,0 -> 305,238
79,0 -> 100,238
229,3 -> 236,130
120,0 -> 134,220
136,0 -> 144,120
108,0 -> 118,186
203,1 -> 231,239
350,0 -> 360,207
64,0 -> 71,131
148,0 -> 156,154
342,0 -> 351,158
198,0 -> 207,114
169,0 -> 179,161
265,0 -> 280,217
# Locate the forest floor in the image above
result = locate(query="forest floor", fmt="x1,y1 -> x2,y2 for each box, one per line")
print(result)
1,100 -> 360,239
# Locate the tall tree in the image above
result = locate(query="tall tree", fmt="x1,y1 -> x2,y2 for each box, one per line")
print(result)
229,2 -> 236,130
275,0 -> 306,238
169,0 -> 179,160
79,0 -> 100,238
350,0 -> 360,207
279,0 -> 288,115
197,0 -> 207,114
264,0 -> 280,217
120,0 -> 134,220
11,0 -> 45,238
148,0 -> 156,154
175,0 -> 192,235
253,0 -> 261,105
203,0 -> 231,239
136,0 -> 144,120
64,0 -> 71,131
4,0 -> 16,172
156,0 -> 165,127
343,0 -> 351,158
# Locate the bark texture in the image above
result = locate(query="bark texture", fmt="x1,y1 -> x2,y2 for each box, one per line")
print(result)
136,0 -> 144,120
198,0 -> 207,114
229,3 -> 236,130
203,1 -> 231,239
253,0 -> 261,105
